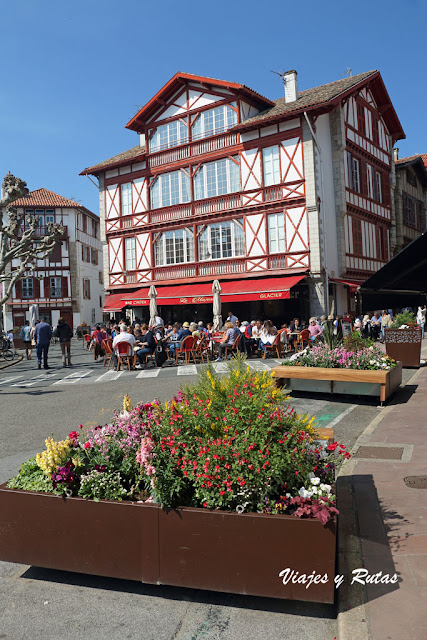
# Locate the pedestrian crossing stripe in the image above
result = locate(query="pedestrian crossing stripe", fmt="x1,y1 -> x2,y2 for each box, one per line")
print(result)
136,369 -> 160,378
53,370 -> 93,384
95,370 -> 124,383
248,361 -> 270,370
177,365 -> 197,375
213,362 -> 228,373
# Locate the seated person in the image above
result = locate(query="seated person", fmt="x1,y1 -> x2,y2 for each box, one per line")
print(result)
215,322 -> 238,361
258,320 -> 276,354
112,325 -> 136,367
308,318 -> 322,341
168,322 -> 191,357
135,324 -> 156,366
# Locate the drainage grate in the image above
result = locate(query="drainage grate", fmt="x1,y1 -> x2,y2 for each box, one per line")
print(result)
355,446 -> 404,460
404,476 -> 427,489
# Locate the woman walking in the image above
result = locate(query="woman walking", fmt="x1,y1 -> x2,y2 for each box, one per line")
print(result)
56,317 -> 73,367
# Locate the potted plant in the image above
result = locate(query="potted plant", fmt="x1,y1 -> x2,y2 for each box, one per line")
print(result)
274,332 -> 402,405
384,311 -> 422,367
0,362 -> 348,603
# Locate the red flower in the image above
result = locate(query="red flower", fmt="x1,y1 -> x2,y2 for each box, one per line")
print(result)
68,431 -> 79,442
327,442 -> 338,451
83,441 -> 93,449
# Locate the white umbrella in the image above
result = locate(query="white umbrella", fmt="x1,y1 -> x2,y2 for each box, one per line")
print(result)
29,304 -> 39,328
212,280 -> 222,331
149,285 -> 158,327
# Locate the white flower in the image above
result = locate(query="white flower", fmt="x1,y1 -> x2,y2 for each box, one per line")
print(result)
319,483 -> 331,494
298,487 -> 310,498
311,486 -> 318,495
310,476 -> 320,486
369,359 -> 376,365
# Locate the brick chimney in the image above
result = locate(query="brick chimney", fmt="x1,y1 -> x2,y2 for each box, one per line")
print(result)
283,70 -> 298,103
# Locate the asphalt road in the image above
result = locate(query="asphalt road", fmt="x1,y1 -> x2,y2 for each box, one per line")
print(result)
0,341 -> 414,640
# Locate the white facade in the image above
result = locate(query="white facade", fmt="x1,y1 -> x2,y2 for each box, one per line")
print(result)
2,192 -> 104,332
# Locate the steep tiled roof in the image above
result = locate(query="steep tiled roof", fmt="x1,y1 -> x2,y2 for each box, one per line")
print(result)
395,155 -> 427,188
421,153 -> 427,169
395,154 -> 422,165
235,71 -> 378,129
80,145 -> 145,176
11,188 -> 96,217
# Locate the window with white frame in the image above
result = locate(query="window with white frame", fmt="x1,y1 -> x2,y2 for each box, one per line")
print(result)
191,103 -> 237,140
154,228 -> 194,266
268,213 -> 285,253
50,277 -> 62,298
22,278 -> 34,299
352,157 -> 361,193
125,237 -> 136,270
198,219 -> 244,261
149,120 -> 188,152
150,170 -> 191,209
375,172 -> 382,203
121,183 -> 132,216
262,146 -> 281,186
194,157 -> 240,200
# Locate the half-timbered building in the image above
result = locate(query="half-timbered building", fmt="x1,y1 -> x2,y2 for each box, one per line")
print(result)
393,153 -> 427,253
81,70 -> 404,324
2,189 -> 104,332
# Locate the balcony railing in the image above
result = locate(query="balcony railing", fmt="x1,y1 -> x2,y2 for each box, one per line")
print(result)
18,225 -> 68,238
148,131 -> 240,168
106,180 -> 304,233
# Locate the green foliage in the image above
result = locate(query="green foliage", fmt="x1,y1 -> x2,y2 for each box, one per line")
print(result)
343,330 -> 373,350
321,322 -> 338,349
391,311 -> 417,329
7,457 -> 62,494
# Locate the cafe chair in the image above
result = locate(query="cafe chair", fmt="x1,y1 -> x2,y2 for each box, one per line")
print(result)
101,338 -> 113,369
295,329 -> 311,352
115,341 -> 133,371
175,335 -> 197,365
262,331 -> 284,359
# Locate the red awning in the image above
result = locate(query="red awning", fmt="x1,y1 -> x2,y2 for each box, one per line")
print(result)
103,293 -> 126,312
122,275 -> 306,307
330,278 -> 363,292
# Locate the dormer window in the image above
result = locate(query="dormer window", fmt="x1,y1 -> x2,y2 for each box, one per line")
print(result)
191,102 -> 237,141
149,120 -> 188,153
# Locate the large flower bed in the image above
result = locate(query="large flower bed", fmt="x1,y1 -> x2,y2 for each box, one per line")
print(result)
8,360 -> 350,525
283,342 -> 396,370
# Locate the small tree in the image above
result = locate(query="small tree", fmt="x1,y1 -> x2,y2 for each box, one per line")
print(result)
0,174 -> 65,307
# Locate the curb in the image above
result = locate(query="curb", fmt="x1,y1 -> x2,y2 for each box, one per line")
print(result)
0,354 -> 24,370
336,367 -> 424,640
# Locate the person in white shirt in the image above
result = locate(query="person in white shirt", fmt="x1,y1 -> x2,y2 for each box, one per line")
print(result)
112,325 -> 135,367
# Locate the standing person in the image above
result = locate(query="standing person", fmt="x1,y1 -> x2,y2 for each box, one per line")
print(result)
153,324 -> 168,368
371,312 -> 381,341
380,310 -> 392,342
362,313 -> 371,338
34,320 -> 53,369
20,321 -> 32,360
227,311 -> 238,326
417,305 -> 426,339
56,317 -> 73,367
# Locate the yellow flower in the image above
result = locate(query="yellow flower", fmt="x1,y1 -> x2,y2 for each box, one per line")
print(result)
122,394 -> 132,412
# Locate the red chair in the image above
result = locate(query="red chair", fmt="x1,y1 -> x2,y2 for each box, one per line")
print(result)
175,335 -> 197,365
115,341 -> 133,371
295,329 -> 311,352
101,339 -> 113,369
262,331 -> 284,359
195,335 -> 210,363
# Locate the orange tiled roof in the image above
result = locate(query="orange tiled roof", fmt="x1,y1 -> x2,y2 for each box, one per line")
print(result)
11,188 -> 96,216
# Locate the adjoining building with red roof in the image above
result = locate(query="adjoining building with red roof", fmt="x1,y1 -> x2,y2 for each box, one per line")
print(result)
393,152 -> 427,252
81,69 -> 405,323
2,189 -> 104,331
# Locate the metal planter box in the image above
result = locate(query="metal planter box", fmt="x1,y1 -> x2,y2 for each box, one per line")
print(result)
384,328 -> 422,367
0,484 -> 336,603
272,362 -> 402,405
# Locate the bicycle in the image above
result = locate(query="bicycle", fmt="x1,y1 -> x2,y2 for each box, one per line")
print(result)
0,335 -> 15,361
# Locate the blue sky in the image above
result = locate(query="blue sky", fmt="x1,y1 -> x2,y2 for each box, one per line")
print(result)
1,0 -> 426,215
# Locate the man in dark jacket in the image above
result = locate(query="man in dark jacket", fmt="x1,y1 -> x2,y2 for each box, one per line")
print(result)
34,320 -> 53,369
135,325 -> 156,367
56,318 -> 73,367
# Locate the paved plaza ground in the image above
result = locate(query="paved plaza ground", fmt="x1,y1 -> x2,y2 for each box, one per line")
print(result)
0,339 -> 426,639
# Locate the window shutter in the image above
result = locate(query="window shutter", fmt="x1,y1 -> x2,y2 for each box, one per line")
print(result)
62,276 -> 68,297
347,152 -> 354,190
44,277 -> 50,299
34,278 -> 40,298
15,279 -> 22,299
360,161 -> 366,196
